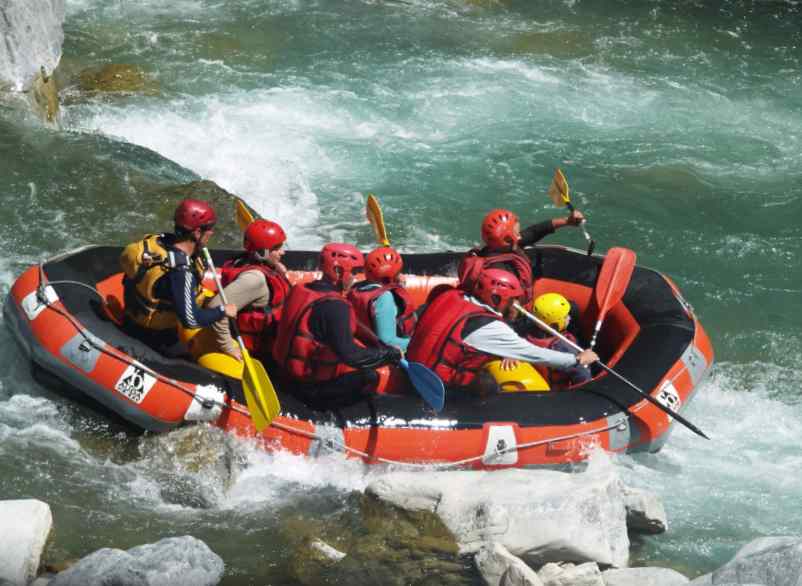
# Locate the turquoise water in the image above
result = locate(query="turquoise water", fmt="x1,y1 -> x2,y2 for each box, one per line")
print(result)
2,0 -> 802,583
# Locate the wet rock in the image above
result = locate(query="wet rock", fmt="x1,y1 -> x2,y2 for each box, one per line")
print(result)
537,561 -> 604,586
622,486 -> 668,535
366,464 -> 629,568
0,499 -> 53,586
602,566 -> 689,585
78,64 -> 157,94
475,542 -> 542,586
144,179 -> 249,248
48,535 -> 223,586
688,536 -> 802,585
510,30 -> 594,58
31,66 -> 59,123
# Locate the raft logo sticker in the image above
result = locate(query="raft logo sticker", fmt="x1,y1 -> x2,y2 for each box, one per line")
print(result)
656,380 -> 681,420
115,364 -> 156,404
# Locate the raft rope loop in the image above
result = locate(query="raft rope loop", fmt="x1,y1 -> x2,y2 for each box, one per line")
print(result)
35,268 -> 639,469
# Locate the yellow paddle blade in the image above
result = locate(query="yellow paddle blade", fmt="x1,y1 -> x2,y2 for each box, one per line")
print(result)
235,197 -> 257,232
366,193 -> 390,247
547,168 -> 571,208
241,349 -> 280,431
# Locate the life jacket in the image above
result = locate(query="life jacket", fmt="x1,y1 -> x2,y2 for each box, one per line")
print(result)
528,332 -> 579,388
347,281 -> 417,339
407,287 -> 499,387
119,234 -> 206,330
220,256 -> 291,354
458,248 -> 534,304
272,283 -> 357,383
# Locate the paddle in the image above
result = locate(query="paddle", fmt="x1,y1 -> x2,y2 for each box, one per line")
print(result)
589,247 -> 637,349
547,168 -> 595,256
235,197 -> 258,231
366,193 -> 391,247
513,301 -> 709,440
201,248 -> 280,431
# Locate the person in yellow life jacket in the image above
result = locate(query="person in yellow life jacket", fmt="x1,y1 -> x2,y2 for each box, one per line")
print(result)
407,268 -> 597,393
200,219 -> 291,362
272,243 -> 402,411
347,246 -> 416,352
519,292 -> 592,387
119,198 -> 236,352
458,208 -> 585,306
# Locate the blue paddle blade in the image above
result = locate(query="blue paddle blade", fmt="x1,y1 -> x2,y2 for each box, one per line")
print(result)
399,359 -> 445,412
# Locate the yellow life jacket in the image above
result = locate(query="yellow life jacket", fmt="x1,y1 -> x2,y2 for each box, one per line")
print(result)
120,234 -> 207,330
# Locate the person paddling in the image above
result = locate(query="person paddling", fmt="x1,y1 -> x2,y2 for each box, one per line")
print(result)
347,246 -> 416,352
459,208 -> 585,305
119,199 -> 236,352
407,269 -> 597,393
272,243 -> 402,410
200,219 -> 291,361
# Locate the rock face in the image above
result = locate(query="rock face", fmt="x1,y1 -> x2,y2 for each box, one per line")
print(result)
622,486 -> 668,535
48,535 -> 224,586
366,463 -> 630,568
0,0 -> 65,90
0,499 -> 53,586
688,536 -> 802,585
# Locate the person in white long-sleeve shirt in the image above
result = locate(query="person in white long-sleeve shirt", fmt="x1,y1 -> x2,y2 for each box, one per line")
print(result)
407,268 -> 597,391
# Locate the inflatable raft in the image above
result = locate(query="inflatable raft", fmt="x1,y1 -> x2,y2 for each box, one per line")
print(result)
4,244 -> 713,468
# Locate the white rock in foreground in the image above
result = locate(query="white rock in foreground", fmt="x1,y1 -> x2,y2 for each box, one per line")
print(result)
366,457 -> 630,567
538,561 -> 604,586
49,535 -> 224,586
603,566 -> 689,585
0,499 -> 53,586
475,542 -> 543,586
688,536 -> 802,585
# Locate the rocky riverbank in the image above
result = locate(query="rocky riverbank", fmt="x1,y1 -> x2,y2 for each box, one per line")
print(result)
3,455 -> 800,586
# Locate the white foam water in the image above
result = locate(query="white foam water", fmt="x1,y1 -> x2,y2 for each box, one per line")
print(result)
0,0 -> 65,90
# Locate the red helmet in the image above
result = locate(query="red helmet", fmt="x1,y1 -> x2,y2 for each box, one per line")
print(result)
244,219 -> 286,253
481,209 -> 519,249
174,199 -> 217,231
366,247 -> 403,282
320,243 -> 364,285
473,268 -> 524,309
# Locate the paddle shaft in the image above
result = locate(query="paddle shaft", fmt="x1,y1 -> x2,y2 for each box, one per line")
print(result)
513,302 -> 709,440
201,249 -> 248,351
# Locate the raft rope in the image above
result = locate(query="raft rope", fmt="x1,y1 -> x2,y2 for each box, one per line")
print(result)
33,271 -> 646,469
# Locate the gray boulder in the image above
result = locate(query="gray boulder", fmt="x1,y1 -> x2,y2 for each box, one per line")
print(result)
689,536 -> 802,585
622,486 -> 668,534
538,561 -> 604,586
367,464 -> 630,567
603,567 -> 689,585
49,535 -> 224,586
0,499 -> 53,586
475,542 -> 543,586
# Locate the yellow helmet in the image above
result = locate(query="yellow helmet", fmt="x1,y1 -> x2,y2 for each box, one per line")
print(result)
533,293 -> 571,332
483,360 -> 550,392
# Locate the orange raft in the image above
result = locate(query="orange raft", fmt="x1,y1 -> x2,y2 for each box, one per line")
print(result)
4,245 -> 713,469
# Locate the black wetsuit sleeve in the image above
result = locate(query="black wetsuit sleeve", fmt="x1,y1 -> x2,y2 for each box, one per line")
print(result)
310,299 -> 398,369
519,220 -> 556,248
164,268 -> 225,329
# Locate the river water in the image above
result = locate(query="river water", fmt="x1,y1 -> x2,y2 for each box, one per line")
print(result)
1,0 -> 801,583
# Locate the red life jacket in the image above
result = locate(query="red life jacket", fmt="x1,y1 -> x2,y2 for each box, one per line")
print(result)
407,287 -> 498,387
458,249 -> 534,304
272,283 -> 357,383
347,282 -> 417,338
220,257 -> 291,354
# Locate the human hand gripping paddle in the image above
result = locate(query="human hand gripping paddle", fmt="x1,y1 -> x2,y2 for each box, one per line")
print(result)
548,168 -> 595,256
512,302 -> 709,440
201,247 -> 280,432
364,193 -> 445,412
590,247 -> 636,349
